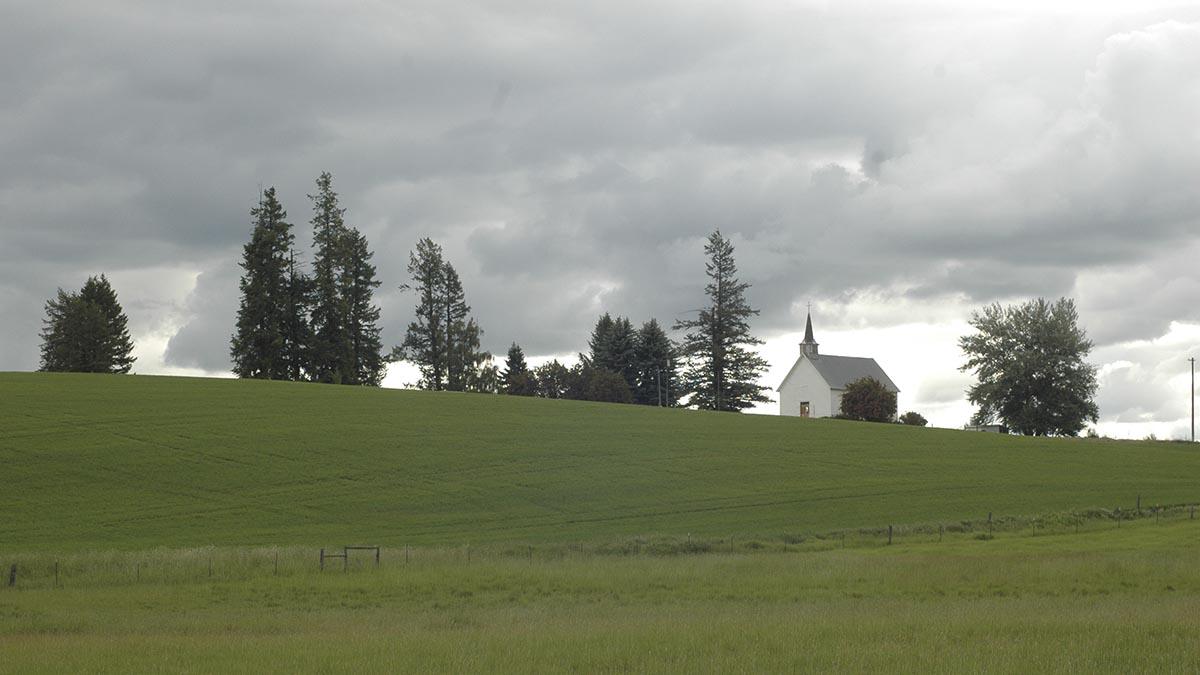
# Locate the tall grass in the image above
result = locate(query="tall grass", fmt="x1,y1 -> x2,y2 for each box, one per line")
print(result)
2,520 -> 1199,672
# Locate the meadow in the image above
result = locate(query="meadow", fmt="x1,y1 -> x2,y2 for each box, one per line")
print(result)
2,372 -> 1198,551
3,372 -> 1200,671
2,520 -> 1199,672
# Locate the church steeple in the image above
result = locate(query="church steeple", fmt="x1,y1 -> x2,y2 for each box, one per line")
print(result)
800,309 -> 819,357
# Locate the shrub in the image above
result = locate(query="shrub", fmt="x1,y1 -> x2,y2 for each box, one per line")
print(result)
839,377 -> 897,422
899,411 -> 928,427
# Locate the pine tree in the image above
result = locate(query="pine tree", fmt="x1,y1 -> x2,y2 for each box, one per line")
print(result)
502,342 -> 536,395
442,264 -> 476,392
674,230 -> 770,411
396,240 -> 492,391
342,227 -> 385,386
230,188 -> 293,379
308,172 -> 350,384
587,314 -> 615,369
607,316 -> 638,389
280,249 -> 312,381
634,318 -> 679,406
397,238 -> 447,390
39,275 -> 136,374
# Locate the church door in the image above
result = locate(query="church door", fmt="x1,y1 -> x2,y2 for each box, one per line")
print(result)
799,401 -> 810,418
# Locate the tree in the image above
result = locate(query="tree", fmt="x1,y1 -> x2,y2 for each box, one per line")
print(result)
342,227 -> 385,386
839,377 -> 897,422
39,275 -> 136,374
281,249 -> 312,381
442,265 -> 490,392
396,239 -> 491,391
502,343 -> 536,396
588,314 -> 638,389
960,297 -> 1099,436
634,318 -> 679,406
674,230 -> 770,411
899,411 -> 928,427
308,172 -> 351,383
533,359 -> 571,399
231,187 -> 294,380
584,368 -> 634,403
396,238 -> 446,389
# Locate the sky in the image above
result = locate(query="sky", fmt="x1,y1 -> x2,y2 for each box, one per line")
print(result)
2,0 -> 1199,438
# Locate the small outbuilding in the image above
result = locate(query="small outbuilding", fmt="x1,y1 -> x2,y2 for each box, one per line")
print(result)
777,312 -> 899,418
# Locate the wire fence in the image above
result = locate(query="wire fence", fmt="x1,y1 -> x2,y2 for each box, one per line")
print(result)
2,499 -> 1197,591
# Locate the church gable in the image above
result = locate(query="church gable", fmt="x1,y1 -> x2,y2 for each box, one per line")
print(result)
778,311 -> 899,418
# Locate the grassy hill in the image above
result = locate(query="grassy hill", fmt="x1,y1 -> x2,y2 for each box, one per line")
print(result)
3,371 -> 1197,551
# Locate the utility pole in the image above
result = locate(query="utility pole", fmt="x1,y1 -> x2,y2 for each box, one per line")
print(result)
656,367 -> 662,407
1191,357 -> 1196,443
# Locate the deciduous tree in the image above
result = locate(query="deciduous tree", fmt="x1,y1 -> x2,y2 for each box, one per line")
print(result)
960,297 -> 1098,436
839,377 -> 897,422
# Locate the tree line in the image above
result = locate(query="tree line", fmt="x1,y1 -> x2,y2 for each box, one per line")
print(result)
32,174 -> 1105,432
398,230 -> 771,410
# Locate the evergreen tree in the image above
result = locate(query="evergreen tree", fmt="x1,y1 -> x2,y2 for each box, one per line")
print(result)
342,227 -> 385,386
443,264 -> 482,392
230,188 -> 293,379
587,313 -> 616,370
39,275 -> 136,374
634,318 -> 679,406
397,238 -> 447,389
674,230 -> 770,411
588,313 -> 637,388
607,317 -> 638,389
280,249 -> 312,381
396,239 -> 491,391
502,342 -> 536,396
308,172 -> 350,383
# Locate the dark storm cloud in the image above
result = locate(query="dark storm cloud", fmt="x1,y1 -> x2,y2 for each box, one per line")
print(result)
2,0 -> 1200,437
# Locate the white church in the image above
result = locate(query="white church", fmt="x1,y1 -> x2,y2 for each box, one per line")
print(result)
777,312 -> 899,418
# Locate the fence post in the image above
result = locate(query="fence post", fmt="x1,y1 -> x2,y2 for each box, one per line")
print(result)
1116,507 -> 1121,528
7,564 -> 15,588
136,563 -> 141,583
54,561 -> 59,589
467,545 -> 471,564
1191,505 -> 1196,520
405,545 -> 409,565
320,548 -> 325,571
375,547 -> 380,567
528,545 -> 532,563
988,512 -> 993,534
343,547 -> 348,573
939,525 -> 943,543
274,551 -> 279,576
887,525 -> 893,545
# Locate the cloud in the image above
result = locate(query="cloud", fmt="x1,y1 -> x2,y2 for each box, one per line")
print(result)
3,3 -> 1200,438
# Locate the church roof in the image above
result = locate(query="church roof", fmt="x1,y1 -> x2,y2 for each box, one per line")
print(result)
807,354 -> 899,392
802,312 -> 815,344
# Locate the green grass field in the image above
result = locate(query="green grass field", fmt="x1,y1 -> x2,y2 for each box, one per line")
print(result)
2,521 -> 1199,672
3,372 -> 1197,550
3,372 -> 1200,671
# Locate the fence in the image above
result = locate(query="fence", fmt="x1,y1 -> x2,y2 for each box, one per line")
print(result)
3,499 -> 1197,590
